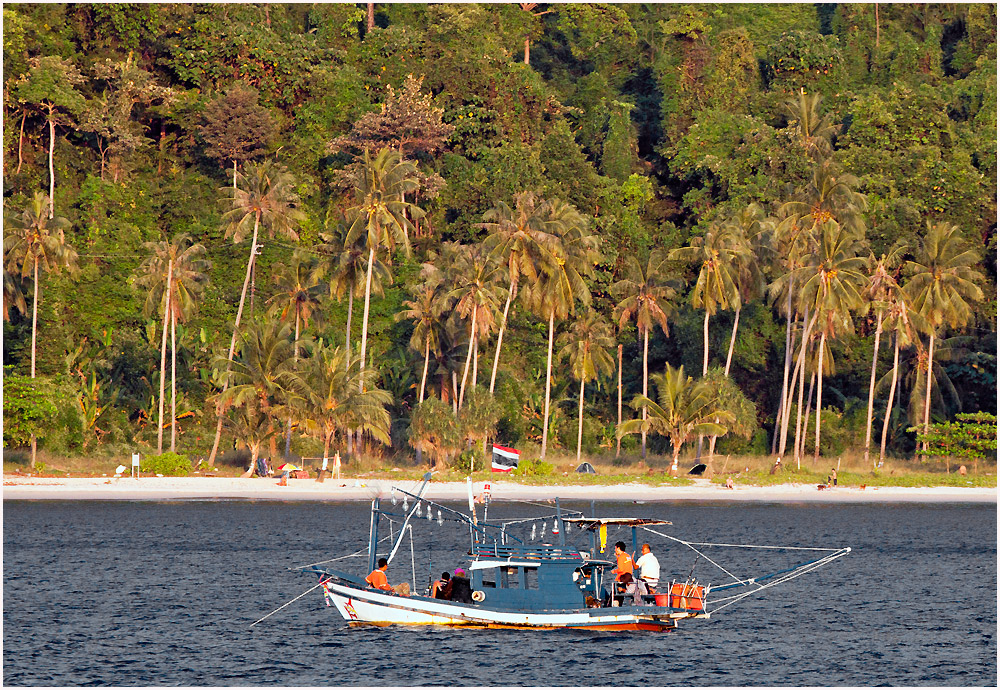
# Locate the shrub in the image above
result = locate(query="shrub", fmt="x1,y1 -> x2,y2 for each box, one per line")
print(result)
141,452 -> 192,476
909,412 -> 998,472
513,457 -> 555,477
2,372 -> 59,448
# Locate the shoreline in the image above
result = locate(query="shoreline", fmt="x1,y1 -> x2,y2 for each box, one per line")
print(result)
2,475 -> 996,503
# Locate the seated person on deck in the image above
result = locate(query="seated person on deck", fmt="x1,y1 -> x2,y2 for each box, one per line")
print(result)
448,568 -> 473,603
366,558 -> 410,597
431,572 -> 451,599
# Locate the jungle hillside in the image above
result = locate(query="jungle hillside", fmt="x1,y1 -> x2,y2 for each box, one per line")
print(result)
2,3 -> 997,480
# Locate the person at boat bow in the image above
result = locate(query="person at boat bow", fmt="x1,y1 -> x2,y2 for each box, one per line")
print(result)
366,558 -> 410,597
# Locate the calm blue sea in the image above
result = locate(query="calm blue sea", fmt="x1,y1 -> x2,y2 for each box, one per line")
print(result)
2,499 -> 996,686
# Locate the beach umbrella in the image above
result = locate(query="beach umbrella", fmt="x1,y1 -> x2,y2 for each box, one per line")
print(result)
276,463 -> 302,472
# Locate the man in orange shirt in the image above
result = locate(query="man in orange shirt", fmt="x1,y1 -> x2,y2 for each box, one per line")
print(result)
366,558 -> 411,596
366,558 -> 394,591
612,541 -> 634,582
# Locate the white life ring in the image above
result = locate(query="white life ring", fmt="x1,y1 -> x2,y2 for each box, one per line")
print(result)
471,590 -> 486,602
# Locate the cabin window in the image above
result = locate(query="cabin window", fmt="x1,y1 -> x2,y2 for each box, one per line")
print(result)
500,566 -> 517,589
482,567 -> 498,588
523,567 -> 538,590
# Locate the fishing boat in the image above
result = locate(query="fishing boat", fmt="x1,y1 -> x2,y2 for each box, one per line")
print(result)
297,474 -> 850,631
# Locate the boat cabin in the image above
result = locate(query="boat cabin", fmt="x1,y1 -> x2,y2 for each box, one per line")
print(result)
468,542 -> 612,611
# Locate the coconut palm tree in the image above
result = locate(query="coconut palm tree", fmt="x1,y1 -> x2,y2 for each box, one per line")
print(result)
345,147 -> 423,393
611,249 -> 675,459
617,363 -> 730,472
135,234 -> 211,453
784,89 -> 840,162
861,244 -> 906,466
904,221 -> 984,452
670,219 -> 747,376
794,220 -> 869,461
875,289 -> 925,465
724,204 -> 768,377
481,191 -> 560,393
208,160 -> 305,466
267,251 -> 325,456
4,192 -> 78,467
297,342 -> 392,461
319,215 -> 391,362
526,200 -> 599,459
557,310 -> 616,461
214,320 -> 304,474
446,243 -> 503,408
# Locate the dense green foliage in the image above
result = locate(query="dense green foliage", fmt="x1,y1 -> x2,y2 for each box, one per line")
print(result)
2,4 -> 996,467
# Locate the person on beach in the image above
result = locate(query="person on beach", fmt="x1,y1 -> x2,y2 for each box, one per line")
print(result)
635,543 -> 660,594
726,475 -> 734,489
366,558 -> 410,596
830,468 -> 837,486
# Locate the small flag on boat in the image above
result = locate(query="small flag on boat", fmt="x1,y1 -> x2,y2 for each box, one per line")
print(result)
491,445 -> 520,473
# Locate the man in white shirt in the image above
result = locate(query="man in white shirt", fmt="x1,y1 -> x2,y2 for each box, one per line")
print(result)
635,543 -> 660,593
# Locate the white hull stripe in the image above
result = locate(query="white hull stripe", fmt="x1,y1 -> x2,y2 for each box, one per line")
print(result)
324,582 -> 675,628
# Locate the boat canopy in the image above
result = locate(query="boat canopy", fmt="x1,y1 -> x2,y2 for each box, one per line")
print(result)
561,517 -> 672,530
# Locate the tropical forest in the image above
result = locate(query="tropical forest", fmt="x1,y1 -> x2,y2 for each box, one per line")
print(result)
2,3 -> 997,485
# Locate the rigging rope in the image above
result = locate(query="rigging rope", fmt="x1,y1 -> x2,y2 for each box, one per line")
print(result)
249,581 -> 325,628
642,527 -> 747,585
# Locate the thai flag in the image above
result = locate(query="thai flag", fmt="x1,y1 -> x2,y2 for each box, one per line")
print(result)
491,445 -> 520,473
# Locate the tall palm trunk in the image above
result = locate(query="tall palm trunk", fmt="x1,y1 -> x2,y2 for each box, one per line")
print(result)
779,308 -> 812,459
157,259 -> 173,454
208,213 -> 261,466
863,311 -> 884,466
30,257 -> 40,468
367,2 -> 375,31
615,344 -> 622,459
813,331 -> 827,462
345,290 -> 354,456
799,370 -> 815,464
541,311 -> 554,460
170,309 -> 177,452
703,310 -> 710,375
233,160 -> 237,191
459,303 -> 477,408
489,278 -> 515,393
47,111 -> 55,219
17,110 -> 25,174
921,333 -> 936,453
575,376 -> 586,462
725,304 -> 741,377
641,326 -> 649,460
785,308 -> 816,462
419,339 -> 430,403
359,245 -> 376,393
774,277 -> 795,454
473,340 -> 479,389
284,310 -> 300,458
879,333 -> 900,466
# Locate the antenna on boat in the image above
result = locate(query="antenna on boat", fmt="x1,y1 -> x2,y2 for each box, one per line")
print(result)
466,477 -> 477,525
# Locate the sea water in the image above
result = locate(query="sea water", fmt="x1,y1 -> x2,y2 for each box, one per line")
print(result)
2,499 -> 995,686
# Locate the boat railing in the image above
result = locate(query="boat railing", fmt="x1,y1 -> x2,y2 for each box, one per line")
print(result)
473,542 -> 584,560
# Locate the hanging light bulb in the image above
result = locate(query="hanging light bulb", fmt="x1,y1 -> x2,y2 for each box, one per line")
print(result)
541,521 -> 547,538
390,490 -> 398,505
415,502 -> 422,517
426,505 -> 433,521
565,522 -> 571,533
402,496 -> 409,511
437,510 -> 443,526
530,524 -> 537,541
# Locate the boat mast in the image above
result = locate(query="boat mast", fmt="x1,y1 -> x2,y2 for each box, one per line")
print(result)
367,498 -> 379,573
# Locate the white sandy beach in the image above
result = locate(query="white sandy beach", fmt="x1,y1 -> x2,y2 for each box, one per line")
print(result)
2,474 -> 995,503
